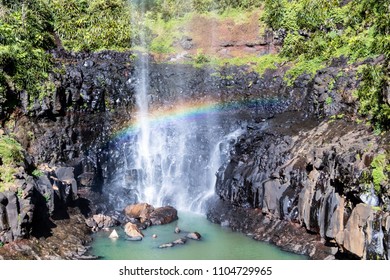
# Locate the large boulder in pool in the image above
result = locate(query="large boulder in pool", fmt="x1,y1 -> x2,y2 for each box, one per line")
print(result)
149,206 -> 178,225
124,203 -> 155,223
124,222 -> 144,239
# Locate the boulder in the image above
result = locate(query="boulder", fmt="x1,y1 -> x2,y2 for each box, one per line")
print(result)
158,242 -> 174,249
173,238 -> 187,245
174,227 -> 181,234
92,214 -> 117,228
124,222 -> 144,239
85,218 -> 97,228
149,206 -> 178,225
124,203 -> 155,223
125,236 -> 143,241
186,232 -> 201,240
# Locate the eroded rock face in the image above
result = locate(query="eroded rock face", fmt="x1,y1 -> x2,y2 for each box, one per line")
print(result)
0,208 -> 94,260
342,204 -> 374,258
210,116 -> 390,259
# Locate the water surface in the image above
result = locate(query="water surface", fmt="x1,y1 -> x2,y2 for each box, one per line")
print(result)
90,211 -> 307,260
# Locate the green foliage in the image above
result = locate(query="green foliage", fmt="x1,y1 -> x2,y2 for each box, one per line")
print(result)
370,154 -> 389,194
150,0 -> 262,21
190,53 -> 286,75
284,56 -> 324,85
0,241 -> 3,247
46,0 -> 133,51
193,50 -> 210,65
0,134 -> 24,166
0,134 -> 24,192
356,63 -> 390,130
32,169 -> 44,178
325,96 -> 333,105
145,14 -> 190,54
0,1 -> 54,104
262,0 -> 389,88
43,192 -> 50,202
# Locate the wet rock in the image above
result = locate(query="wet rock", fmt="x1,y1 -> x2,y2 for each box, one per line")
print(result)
149,206 -> 178,225
174,227 -> 181,234
186,232 -> 201,240
173,238 -> 187,245
125,236 -> 142,241
158,242 -> 174,249
124,222 -> 144,239
152,234 -> 157,238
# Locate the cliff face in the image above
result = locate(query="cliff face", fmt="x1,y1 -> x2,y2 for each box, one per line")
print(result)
208,118 -> 389,259
208,56 -> 390,260
0,51 -> 388,259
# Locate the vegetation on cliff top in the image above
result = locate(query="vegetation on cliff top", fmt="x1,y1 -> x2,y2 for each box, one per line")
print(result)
0,0 -> 54,112
0,0 -> 389,129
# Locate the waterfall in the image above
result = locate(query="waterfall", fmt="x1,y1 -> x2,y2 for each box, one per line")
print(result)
108,0 -> 245,214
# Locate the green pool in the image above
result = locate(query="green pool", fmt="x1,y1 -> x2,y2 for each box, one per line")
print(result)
89,211 -> 307,260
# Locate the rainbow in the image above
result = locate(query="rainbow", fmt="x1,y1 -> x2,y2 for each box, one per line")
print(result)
111,97 -> 282,142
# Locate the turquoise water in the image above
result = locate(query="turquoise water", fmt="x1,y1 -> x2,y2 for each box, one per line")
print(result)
90,211 -> 307,260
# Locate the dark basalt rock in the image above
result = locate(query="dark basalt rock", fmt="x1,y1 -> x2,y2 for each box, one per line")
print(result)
209,114 -> 389,259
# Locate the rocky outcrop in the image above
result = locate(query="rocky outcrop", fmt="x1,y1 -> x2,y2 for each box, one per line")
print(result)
209,114 -> 389,259
0,208 -> 94,260
11,51 -> 137,197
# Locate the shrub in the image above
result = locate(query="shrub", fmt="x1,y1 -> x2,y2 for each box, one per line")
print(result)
370,154 -> 389,194
356,63 -> 390,130
0,1 -> 54,107
47,0 -> 134,51
0,134 -> 24,192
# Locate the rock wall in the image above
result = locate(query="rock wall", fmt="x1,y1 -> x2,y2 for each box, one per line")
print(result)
208,56 -> 390,259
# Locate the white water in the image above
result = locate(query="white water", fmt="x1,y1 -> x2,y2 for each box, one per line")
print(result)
111,113 -> 245,213
108,1 -> 245,214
